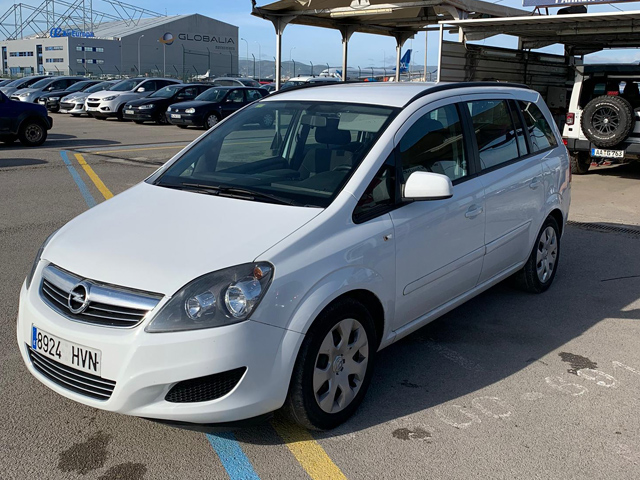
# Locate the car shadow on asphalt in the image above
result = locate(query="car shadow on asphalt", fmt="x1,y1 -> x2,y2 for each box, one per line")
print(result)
586,162 -> 640,179
0,158 -> 47,168
0,136 -> 120,150
223,225 -> 640,444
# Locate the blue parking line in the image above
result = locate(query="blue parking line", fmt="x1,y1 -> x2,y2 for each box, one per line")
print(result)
59,150 -> 96,208
206,432 -> 260,480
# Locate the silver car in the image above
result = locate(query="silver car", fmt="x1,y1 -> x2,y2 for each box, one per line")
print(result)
0,75 -> 48,97
10,76 -> 85,103
60,80 -> 118,116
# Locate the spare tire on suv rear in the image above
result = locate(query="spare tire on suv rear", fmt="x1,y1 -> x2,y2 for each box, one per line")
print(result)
581,95 -> 634,148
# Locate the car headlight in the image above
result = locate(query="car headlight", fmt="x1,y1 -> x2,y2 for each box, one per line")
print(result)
185,108 -> 195,114
17,92 -> 29,97
102,95 -> 118,101
145,262 -> 273,333
26,229 -> 58,290
50,96 -> 60,101
139,104 -> 154,109
167,106 -> 172,112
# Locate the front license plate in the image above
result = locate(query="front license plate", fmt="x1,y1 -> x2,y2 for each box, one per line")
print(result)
125,109 -> 134,115
171,113 -> 181,119
31,325 -> 101,376
86,107 -> 97,111
591,148 -> 624,159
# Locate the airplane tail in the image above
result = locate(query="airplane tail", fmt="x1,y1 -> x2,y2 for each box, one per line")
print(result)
399,49 -> 411,73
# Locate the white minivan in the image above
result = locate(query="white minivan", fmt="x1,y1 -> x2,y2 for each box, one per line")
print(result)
18,82 -> 570,430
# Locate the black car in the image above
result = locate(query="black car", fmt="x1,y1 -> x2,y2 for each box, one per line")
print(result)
123,83 -> 213,124
166,86 -> 269,129
0,90 -> 52,146
38,80 -> 101,112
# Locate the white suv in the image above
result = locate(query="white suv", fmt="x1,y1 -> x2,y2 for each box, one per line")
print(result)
86,77 -> 180,120
563,64 -> 640,174
18,82 -> 570,430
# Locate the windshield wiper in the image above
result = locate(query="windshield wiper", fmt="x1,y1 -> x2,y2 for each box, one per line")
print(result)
177,182 -> 301,206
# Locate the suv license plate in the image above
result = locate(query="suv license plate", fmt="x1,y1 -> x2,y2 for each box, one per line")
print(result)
591,148 -> 624,159
31,325 -> 102,376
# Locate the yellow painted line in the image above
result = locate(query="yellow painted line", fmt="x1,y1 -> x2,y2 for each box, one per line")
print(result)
272,420 -> 347,480
74,153 -> 113,200
90,140 -> 272,155
91,145 -> 186,154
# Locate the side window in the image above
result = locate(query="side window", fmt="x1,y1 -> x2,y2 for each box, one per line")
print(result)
398,104 -> 468,182
182,87 -> 198,99
519,101 -> 558,152
226,90 -> 244,103
509,100 -> 529,156
246,89 -> 263,102
353,154 -> 396,223
466,99 -> 519,170
140,80 -> 157,92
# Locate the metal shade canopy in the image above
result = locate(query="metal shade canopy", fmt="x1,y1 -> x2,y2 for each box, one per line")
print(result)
251,0 -> 529,88
442,9 -> 640,55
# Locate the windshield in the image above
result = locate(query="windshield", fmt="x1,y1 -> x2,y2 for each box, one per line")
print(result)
150,85 -> 180,98
110,79 -> 143,92
85,81 -> 112,94
9,77 -> 43,88
151,101 -> 398,208
281,80 -> 304,90
239,78 -> 260,87
195,88 -> 228,102
65,81 -> 90,93
30,78 -> 54,89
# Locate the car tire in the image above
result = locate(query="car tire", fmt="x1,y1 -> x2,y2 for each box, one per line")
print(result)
581,95 -> 634,148
205,113 -> 219,129
116,105 -> 126,121
70,113 -> 80,117
570,152 -> 590,175
177,125 -> 188,129
156,113 -> 168,125
94,116 -> 106,120
49,107 -> 60,113
513,216 -> 561,294
134,120 -> 144,124
18,119 -> 47,147
1,135 -> 17,144
284,298 -> 377,430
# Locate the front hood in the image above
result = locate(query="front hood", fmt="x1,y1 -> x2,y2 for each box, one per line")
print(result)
44,182 -> 321,295
1,87 -> 17,95
127,97 -> 164,107
64,92 -> 89,102
171,100 -> 216,110
14,87 -> 38,96
90,90 -> 138,101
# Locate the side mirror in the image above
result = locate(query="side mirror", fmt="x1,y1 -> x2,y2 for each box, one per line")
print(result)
403,171 -> 453,201
137,87 -> 146,92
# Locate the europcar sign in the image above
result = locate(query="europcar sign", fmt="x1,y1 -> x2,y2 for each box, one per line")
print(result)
49,27 -> 95,38
524,0 -> 634,6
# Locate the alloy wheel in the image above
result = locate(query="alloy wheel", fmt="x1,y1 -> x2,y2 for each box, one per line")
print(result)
206,115 -> 218,128
313,318 -> 369,414
536,226 -> 558,283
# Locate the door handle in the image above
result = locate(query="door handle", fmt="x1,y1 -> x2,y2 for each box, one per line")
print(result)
530,177 -> 541,189
465,205 -> 483,219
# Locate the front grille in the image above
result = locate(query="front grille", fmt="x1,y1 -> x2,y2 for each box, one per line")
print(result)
165,367 -> 246,403
28,346 -> 116,400
86,102 -> 100,108
60,102 -> 74,109
40,264 -> 162,328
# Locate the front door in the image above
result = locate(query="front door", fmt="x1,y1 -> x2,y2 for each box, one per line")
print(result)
390,101 -> 486,329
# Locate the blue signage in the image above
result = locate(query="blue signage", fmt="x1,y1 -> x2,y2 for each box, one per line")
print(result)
49,27 -> 95,38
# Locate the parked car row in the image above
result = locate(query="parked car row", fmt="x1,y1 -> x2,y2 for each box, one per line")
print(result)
1,75 -> 270,132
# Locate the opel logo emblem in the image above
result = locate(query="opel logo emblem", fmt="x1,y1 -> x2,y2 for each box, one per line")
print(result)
68,282 -> 90,314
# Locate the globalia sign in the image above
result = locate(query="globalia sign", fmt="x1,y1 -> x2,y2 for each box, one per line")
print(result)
49,27 -> 95,38
159,33 -> 174,45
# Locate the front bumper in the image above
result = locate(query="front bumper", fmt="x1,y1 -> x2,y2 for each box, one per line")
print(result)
85,99 -> 121,117
39,98 -> 61,111
60,101 -> 86,114
123,109 -> 157,122
17,269 -> 304,424
565,138 -> 640,159
166,112 -> 204,127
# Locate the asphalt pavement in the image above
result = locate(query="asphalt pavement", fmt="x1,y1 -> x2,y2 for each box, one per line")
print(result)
1,114 -> 640,480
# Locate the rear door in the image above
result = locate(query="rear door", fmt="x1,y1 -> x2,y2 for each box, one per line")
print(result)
462,96 -> 545,284
390,99 -> 486,329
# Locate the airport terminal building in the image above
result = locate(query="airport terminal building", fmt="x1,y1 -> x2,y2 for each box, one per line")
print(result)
0,14 -> 238,79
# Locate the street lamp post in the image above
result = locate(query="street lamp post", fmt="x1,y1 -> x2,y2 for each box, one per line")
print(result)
241,37 -> 249,76
254,41 -> 262,81
289,46 -> 296,77
137,34 -> 145,75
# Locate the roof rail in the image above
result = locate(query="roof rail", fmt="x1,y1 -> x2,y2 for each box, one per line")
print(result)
267,80 -> 365,97
404,81 -> 531,107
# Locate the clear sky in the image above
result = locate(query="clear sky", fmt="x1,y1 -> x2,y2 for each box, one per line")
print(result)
2,0 -> 640,66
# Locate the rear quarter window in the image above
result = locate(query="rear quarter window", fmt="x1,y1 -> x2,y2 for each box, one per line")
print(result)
519,101 -> 558,152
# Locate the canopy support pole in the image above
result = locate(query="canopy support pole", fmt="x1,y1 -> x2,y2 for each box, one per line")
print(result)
393,31 -> 414,82
339,25 -> 357,82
